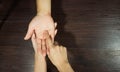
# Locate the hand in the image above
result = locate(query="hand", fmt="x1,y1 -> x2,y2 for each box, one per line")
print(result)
44,31 -> 74,72
31,33 -> 45,59
31,33 -> 47,72
25,15 -> 57,40
25,15 -> 57,56
32,31 -> 74,72
45,31 -> 68,67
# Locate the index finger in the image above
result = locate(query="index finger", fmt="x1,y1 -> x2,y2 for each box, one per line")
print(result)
44,31 -> 54,49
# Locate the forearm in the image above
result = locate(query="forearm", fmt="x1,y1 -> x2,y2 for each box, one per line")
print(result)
36,0 -> 51,15
57,62 -> 74,72
34,54 -> 47,72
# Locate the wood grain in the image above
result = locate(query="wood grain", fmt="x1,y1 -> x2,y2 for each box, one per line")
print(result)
0,0 -> 120,72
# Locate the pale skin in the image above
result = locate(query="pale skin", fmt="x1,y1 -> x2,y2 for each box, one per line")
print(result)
31,31 -> 74,72
45,31 -> 74,72
26,0 -> 74,71
31,33 -> 47,72
24,0 -> 57,56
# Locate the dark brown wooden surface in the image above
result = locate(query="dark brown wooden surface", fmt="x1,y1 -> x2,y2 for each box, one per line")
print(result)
0,0 -> 120,72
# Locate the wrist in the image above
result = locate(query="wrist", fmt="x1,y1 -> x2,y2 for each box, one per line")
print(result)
56,61 -> 74,72
37,11 -> 51,16
34,54 -> 47,72
56,61 -> 69,71
36,0 -> 51,16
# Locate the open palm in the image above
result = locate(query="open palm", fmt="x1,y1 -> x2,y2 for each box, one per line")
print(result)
24,15 -> 57,56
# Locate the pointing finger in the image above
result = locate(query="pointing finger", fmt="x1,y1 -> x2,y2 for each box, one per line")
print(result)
45,31 -> 54,50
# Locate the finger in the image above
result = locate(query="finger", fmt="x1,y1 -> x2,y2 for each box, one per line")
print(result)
41,39 -> 47,56
54,22 -> 57,28
31,33 -> 37,50
24,26 -> 34,40
47,46 -> 50,55
31,33 -> 36,46
49,29 -> 57,42
51,34 -> 54,42
49,30 -> 55,42
55,29 -> 58,36
43,30 -> 50,54
45,31 -> 54,50
36,39 -> 42,54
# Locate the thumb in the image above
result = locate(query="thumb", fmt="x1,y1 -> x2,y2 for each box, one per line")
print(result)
24,26 -> 34,40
